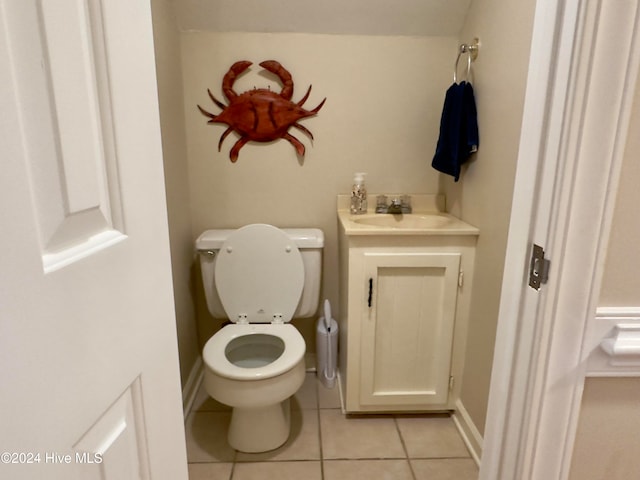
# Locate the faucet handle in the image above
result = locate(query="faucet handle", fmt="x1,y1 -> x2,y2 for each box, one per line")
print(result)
401,195 -> 412,213
375,195 -> 388,213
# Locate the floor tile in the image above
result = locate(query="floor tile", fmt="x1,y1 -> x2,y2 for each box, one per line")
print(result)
320,410 -> 405,459
293,373 -> 319,410
185,411 -> 236,462
187,462 -> 233,480
411,458 -> 479,479
191,383 -> 231,412
233,461 -> 322,480
185,373 -> 475,479
316,376 -> 341,409
396,415 -> 470,458
236,408 -> 320,462
323,459 -> 414,480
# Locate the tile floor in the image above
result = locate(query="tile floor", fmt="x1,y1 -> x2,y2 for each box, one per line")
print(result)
185,373 -> 478,480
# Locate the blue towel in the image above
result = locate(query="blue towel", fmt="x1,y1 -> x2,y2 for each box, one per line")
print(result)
431,81 -> 479,182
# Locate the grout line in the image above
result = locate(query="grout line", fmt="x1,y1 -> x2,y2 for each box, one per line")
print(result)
394,416 -> 418,480
393,416 -> 410,459
405,455 -> 473,460
233,459 -> 323,464
314,375 -> 326,480
228,460 -> 237,480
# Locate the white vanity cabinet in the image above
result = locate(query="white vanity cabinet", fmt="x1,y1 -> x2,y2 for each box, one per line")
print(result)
337,198 -> 478,413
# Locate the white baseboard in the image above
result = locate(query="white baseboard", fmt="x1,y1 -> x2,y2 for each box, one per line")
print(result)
182,356 -> 203,419
452,398 -> 483,466
336,370 -> 346,414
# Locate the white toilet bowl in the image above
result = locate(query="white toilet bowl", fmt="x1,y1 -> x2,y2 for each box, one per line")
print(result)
195,224 -> 324,453
203,323 -> 306,452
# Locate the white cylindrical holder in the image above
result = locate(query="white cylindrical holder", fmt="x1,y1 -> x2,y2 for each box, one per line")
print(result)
316,316 -> 338,388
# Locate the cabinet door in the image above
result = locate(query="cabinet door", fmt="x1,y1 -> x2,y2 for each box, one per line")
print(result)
360,252 -> 461,408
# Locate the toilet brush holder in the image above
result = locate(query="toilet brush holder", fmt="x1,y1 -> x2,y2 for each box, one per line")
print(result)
316,299 -> 338,388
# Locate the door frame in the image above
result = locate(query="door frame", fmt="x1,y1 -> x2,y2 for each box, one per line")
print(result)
481,0 -> 640,478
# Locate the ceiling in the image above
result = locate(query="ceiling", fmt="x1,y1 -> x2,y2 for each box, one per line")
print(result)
170,0 -> 472,36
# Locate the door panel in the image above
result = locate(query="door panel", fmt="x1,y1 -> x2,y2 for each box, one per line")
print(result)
11,0 -> 125,272
0,1 -> 187,479
360,252 -> 460,407
73,378 -> 149,480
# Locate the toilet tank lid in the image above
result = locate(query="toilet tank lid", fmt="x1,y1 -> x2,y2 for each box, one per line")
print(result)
196,227 -> 324,250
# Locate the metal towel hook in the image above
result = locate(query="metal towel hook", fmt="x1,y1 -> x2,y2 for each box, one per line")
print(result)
454,38 -> 480,83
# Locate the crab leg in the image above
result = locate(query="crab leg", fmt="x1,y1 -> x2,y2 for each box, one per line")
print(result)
292,123 -> 314,140
297,85 -> 312,107
259,60 -> 294,101
310,97 -> 326,114
197,104 -> 217,122
207,89 -> 226,110
218,127 -> 233,151
222,61 -> 252,101
283,133 -> 306,156
229,137 -> 250,163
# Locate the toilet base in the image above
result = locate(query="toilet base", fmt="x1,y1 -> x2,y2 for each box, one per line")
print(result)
228,398 -> 291,452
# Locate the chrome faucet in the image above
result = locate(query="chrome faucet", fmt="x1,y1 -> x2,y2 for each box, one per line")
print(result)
375,195 -> 412,214
387,198 -> 403,214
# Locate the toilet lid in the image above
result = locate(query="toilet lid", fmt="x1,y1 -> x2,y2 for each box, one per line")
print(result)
214,224 -> 304,323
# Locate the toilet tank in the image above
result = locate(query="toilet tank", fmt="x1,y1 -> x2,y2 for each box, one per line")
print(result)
195,227 -> 324,319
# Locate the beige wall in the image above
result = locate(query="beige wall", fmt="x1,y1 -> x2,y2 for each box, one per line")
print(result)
163,4 -> 539,431
154,0 -> 539,439
148,0 -> 640,463
569,378 -> 640,479
151,0 -> 200,386
568,76 -> 640,480
450,0 -> 537,434
598,76 -> 640,308
180,32 -> 458,348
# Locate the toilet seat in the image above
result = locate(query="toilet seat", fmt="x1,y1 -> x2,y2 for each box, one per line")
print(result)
203,324 -> 305,380
214,224 -> 304,324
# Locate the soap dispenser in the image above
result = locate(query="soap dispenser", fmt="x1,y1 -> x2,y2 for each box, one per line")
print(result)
350,172 -> 368,214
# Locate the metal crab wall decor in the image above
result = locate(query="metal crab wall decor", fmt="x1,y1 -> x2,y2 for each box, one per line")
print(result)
197,60 -> 326,162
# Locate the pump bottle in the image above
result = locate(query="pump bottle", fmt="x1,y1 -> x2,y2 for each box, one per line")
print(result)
350,172 -> 367,214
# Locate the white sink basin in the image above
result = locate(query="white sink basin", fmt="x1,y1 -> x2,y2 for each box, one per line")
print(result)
352,214 -> 453,229
338,195 -> 479,236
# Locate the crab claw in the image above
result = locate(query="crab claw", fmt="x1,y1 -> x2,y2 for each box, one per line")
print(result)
259,60 -> 294,101
223,60 -> 252,101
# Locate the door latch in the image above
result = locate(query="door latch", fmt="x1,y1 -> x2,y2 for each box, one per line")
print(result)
529,244 -> 550,290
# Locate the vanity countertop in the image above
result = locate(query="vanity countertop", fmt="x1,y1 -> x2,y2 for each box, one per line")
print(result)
337,194 -> 479,236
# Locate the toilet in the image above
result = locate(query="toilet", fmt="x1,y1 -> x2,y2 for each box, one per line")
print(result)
195,224 -> 324,452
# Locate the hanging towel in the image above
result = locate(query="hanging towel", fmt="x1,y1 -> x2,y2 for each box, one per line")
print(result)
461,82 -> 479,155
431,81 -> 479,182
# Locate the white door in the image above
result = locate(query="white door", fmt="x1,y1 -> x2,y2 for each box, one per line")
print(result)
0,2 -> 187,480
